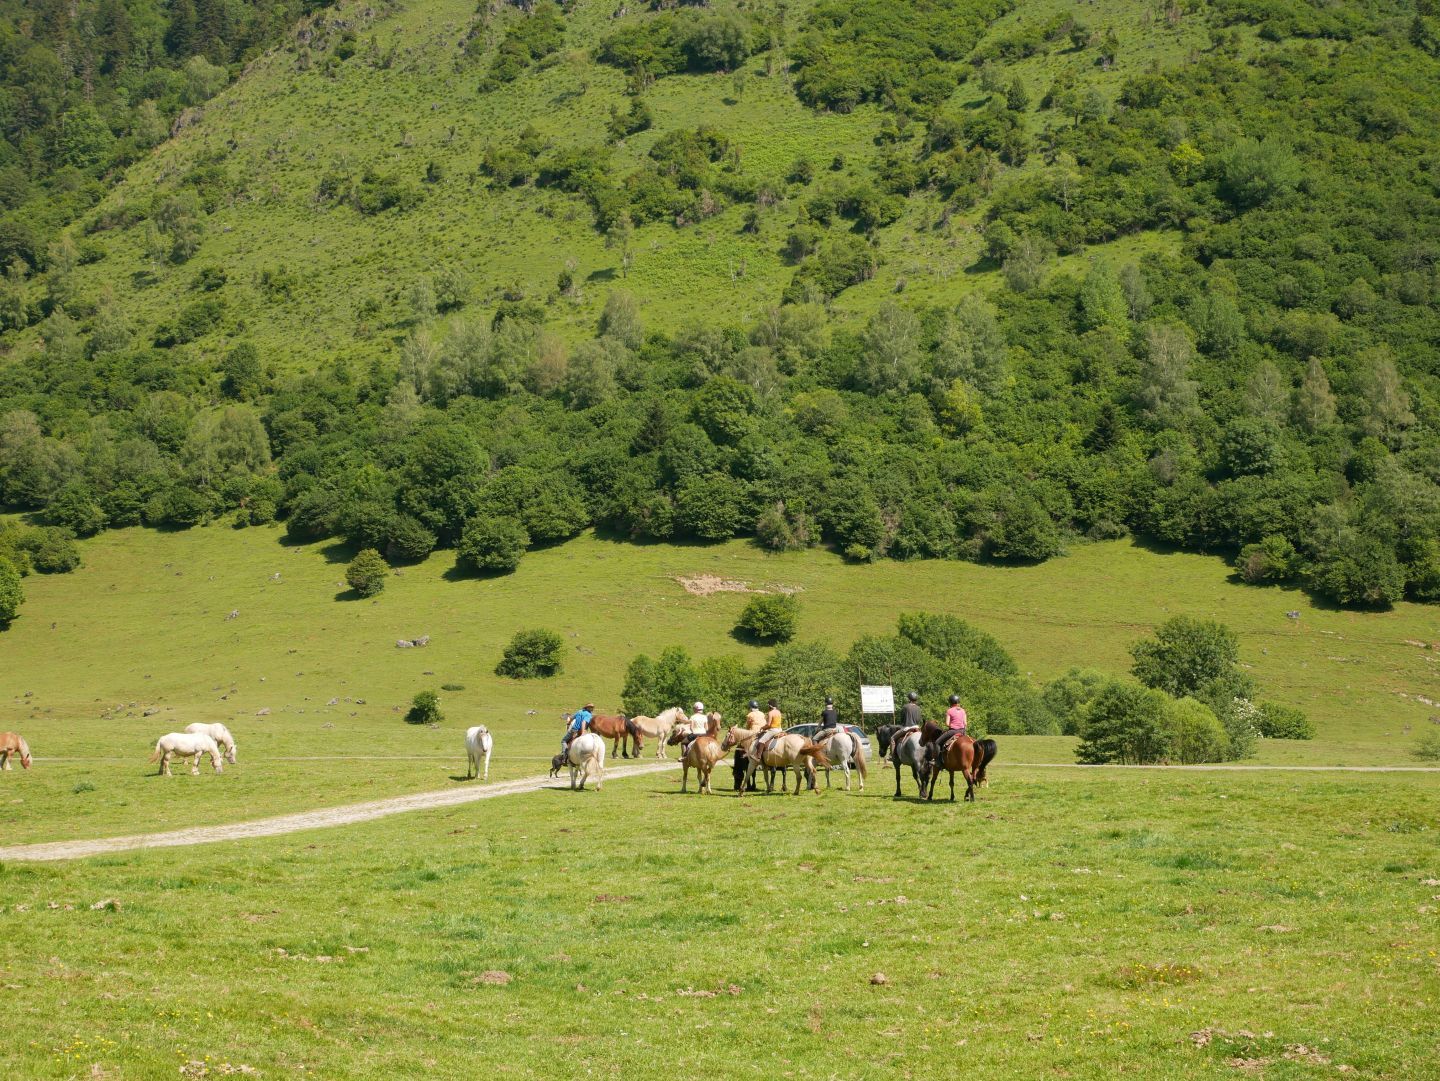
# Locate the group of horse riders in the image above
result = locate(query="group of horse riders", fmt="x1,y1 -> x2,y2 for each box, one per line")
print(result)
561,690 -> 971,762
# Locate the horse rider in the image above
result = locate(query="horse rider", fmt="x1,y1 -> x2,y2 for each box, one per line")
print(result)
932,694 -> 968,759
681,700 -> 708,752
819,695 -> 840,732
901,690 -> 923,729
562,703 -> 594,751
744,699 -> 767,733
751,698 -> 784,761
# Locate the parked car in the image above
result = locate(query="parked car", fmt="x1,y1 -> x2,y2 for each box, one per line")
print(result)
785,723 -> 872,756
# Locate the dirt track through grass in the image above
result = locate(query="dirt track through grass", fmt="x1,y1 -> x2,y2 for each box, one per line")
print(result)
0,762 -> 677,863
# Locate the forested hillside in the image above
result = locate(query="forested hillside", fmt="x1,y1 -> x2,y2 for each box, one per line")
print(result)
1,0 -> 1439,611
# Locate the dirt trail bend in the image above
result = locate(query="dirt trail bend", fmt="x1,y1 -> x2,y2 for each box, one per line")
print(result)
0,762 -> 677,863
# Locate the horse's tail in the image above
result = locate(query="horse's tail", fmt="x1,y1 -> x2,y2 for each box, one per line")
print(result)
147,742 -> 162,763
977,738 -> 998,782
801,741 -> 830,768
853,733 -> 868,781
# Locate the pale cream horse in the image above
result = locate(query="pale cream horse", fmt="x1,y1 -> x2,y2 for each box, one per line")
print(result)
721,727 -> 829,795
566,731 -> 606,791
184,722 -> 238,764
629,706 -> 687,758
813,727 -> 868,791
465,725 -> 493,781
0,731 -> 32,770
149,732 -> 224,776
667,713 -> 725,793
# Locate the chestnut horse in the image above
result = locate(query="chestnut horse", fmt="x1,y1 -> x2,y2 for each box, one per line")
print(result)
586,712 -> 641,759
0,731 -> 31,770
666,723 -> 725,794
918,720 -> 996,802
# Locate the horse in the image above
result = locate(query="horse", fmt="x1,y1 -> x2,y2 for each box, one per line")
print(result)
918,720 -> 987,802
814,727 -> 868,791
629,706 -> 687,758
721,727 -> 829,796
464,725 -> 493,781
0,731 -> 31,770
566,732 -> 606,791
667,726 -> 725,794
148,732 -> 224,776
881,725 -> 929,798
586,712 -> 641,759
184,722 -> 238,765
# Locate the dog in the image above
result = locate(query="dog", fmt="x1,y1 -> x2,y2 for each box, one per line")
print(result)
548,752 -> 566,778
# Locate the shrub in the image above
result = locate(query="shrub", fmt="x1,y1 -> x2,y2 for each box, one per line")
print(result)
1075,681 -> 1169,765
0,556 -> 22,623
26,529 -> 81,573
1256,701 -> 1314,740
496,628 -> 565,679
1160,696 -> 1231,763
897,612 -> 1018,677
1308,533 -> 1405,608
1041,667 -> 1108,735
1130,616 -> 1254,704
45,483 -> 106,536
1412,732 -> 1440,762
385,515 -> 437,564
345,548 -> 389,597
405,690 -> 443,725
736,594 -> 799,643
1234,534 -> 1296,584
457,517 -> 529,574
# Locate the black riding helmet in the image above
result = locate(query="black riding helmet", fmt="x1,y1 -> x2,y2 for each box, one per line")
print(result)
825,696 -> 834,705
949,694 -> 960,705
749,700 -> 760,709
908,691 -> 918,702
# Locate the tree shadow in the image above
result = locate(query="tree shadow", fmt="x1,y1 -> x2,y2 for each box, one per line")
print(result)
333,588 -> 364,602
441,560 -> 518,583
586,267 -> 618,284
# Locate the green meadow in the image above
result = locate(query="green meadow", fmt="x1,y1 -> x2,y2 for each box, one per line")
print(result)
1,768 -> 1436,1079
3,524 -> 1438,844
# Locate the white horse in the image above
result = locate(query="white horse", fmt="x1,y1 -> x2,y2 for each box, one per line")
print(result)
566,732 -> 606,791
149,733 -> 224,776
184,722 -> 238,764
629,706 -> 686,758
465,725 -> 493,781
814,727 -> 868,791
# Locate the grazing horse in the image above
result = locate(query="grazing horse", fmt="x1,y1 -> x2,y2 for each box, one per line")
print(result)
586,712 -> 641,759
149,733 -> 224,776
721,727 -> 829,796
465,725 -> 493,781
566,732 -> 606,791
919,720 -> 987,802
814,727 -> 868,791
883,725 -> 928,799
666,726 -> 724,794
629,706 -> 686,759
184,722 -> 238,764
0,731 -> 31,770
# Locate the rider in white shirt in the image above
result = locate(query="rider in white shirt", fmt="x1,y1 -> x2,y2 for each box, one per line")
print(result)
687,701 -> 709,737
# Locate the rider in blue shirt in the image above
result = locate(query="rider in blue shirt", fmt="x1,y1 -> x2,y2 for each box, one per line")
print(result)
564,704 -> 594,751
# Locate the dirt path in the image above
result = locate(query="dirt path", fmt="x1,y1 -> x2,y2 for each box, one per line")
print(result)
5,761 -> 1436,864
0,762 -> 678,863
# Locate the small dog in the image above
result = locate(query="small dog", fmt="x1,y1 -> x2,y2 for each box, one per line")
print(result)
549,752 -> 566,778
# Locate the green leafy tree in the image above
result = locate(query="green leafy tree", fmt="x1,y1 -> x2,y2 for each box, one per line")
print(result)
457,516 -> 529,574
736,593 -> 799,643
345,548 -> 389,597
1130,616 -> 1253,704
0,556 -> 22,624
496,628 -> 565,678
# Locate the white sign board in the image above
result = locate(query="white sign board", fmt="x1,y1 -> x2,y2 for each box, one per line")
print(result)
859,685 -> 895,714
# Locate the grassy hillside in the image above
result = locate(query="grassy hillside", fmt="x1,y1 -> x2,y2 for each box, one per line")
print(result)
2,768 -> 1437,1078
4,522 -> 1438,843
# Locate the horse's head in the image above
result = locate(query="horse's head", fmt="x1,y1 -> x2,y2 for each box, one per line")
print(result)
666,728 -> 687,746
624,718 -> 643,754
225,741 -> 238,765
19,744 -> 31,769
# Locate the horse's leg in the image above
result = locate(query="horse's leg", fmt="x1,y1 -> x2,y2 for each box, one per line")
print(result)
483,750 -> 490,782
949,768 -> 956,802
681,763 -> 690,793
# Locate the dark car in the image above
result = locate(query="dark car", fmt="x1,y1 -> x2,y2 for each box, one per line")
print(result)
785,722 -> 872,757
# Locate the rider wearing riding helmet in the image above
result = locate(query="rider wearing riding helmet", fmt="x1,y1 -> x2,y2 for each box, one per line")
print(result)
901,690 -> 923,728
819,695 -> 840,731
744,700 -> 767,733
934,694 -> 967,756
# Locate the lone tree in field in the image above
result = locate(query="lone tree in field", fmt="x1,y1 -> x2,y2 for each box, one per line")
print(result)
1130,616 -> 1252,702
0,557 -> 22,624
736,593 -> 799,643
405,690 -> 443,725
496,628 -> 565,678
345,548 -> 389,597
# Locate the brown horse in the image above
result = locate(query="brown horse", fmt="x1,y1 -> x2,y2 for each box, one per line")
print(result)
666,726 -> 725,794
1,731 -> 31,770
919,720 -> 986,802
586,713 -> 641,759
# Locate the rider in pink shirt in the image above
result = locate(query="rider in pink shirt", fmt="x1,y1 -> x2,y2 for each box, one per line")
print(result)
946,696 -> 968,733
